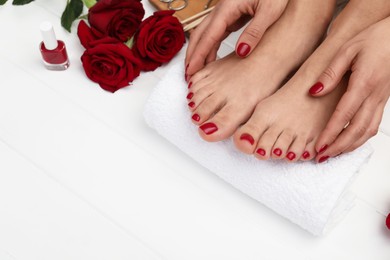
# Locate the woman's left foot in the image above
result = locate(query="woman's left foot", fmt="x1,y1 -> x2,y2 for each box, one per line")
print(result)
233,68 -> 346,162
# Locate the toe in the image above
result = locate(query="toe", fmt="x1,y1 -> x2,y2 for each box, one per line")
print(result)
198,101 -> 254,142
285,136 -> 307,162
253,128 -> 282,160
192,94 -> 225,127
271,130 -> 295,160
300,139 -> 317,161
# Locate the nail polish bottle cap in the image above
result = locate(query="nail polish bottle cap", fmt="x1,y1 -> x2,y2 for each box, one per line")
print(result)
40,21 -> 58,50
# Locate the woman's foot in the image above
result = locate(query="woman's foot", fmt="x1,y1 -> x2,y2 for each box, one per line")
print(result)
187,0 -> 334,142
233,67 -> 347,162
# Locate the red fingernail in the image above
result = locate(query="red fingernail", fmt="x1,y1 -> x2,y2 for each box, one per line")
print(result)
192,114 -> 200,122
187,92 -> 194,99
309,82 -> 324,95
386,213 -> 390,230
319,145 -> 328,154
256,148 -> 266,156
302,151 -> 310,159
188,101 -> 195,108
188,82 -> 192,89
287,152 -> 296,161
237,42 -> 251,57
200,122 -> 218,135
319,156 -> 330,163
240,133 -> 255,145
273,148 -> 282,157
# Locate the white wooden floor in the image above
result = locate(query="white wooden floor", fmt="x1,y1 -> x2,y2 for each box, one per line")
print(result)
0,1 -> 389,259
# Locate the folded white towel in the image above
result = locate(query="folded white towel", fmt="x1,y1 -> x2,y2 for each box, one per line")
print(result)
144,62 -> 373,236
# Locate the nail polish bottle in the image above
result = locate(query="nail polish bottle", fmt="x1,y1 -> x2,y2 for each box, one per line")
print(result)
39,21 -> 70,70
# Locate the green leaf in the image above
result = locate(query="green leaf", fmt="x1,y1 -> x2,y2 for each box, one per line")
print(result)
61,0 -> 84,32
12,0 -> 34,5
0,0 -> 8,5
125,36 -> 134,49
82,0 -> 96,9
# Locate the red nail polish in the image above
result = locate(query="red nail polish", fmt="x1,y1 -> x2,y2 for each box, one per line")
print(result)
240,133 -> 255,145
319,156 -> 330,163
192,114 -> 200,122
273,148 -> 282,157
188,102 -> 195,108
200,122 -> 218,135
386,213 -> 390,230
256,148 -> 266,156
237,42 -> 251,57
187,92 -> 194,99
39,21 -> 69,70
188,82 -> 193,89
302,151 -> 310,159
319,145 -> 328,154
287,152 -> 296,161
309,82 -> 324,95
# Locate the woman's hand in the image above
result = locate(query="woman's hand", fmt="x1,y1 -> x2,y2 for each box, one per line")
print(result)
185,0 -> 288,77
309,16 -> 390,161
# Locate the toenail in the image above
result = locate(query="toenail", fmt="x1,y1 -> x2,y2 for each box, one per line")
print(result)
319,156 -> 330,163
309,82 -> 324,95
192,114 -> 200,122
187,92 -> 194,99
256,148 -> 266,156
240,133 -> 255,145
237,42 -> 251,57
319,145 -> 328,154
273,148 -> 282,157
188,101 -> 195,108
188,82 -> 192,89
302,151 -> 310,159
287,152 -> 296,161
200,122 -> 218,135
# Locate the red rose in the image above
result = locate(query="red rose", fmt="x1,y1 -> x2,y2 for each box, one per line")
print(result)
134,10 -> 185,71
88,0 -> 144,42
81,37 -> 141,93
77,20 -> 101,49
386,213 -> 390,230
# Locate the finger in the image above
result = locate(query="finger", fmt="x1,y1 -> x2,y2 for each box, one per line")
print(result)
316,97 -> 376,161
185,14 -> 213,69
344,103 -> 384,153
205,43 -> 220,64
235,14 -> 274,58
309,43 -> 358,97
186,11 -> 236,76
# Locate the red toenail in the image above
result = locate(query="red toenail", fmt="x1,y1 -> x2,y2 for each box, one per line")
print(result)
273,148 -> 282,157
200,122 -> 218,135
386,213 -> 390,230
302,151 -> 310,159
188,102 -> 195,108
187,92 -> 194,99
192,114 -> 200,122
319,145 -> 328,154
240,133 -> 255,145
287,152 -> 296,161
237,42 -> 251,57
188,82 -> 192,89
319,156 -> 330,163
309,82 -> 324,95
256,148 -> 266,156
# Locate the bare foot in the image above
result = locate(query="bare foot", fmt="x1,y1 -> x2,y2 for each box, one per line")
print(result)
187,0 -> 334,142
233,65 -> 346,162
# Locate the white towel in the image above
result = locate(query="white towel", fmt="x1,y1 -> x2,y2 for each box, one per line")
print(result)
143,62 -> 373,236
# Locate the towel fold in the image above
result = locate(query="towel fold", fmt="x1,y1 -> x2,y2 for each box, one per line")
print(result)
143,62 -> 373,235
